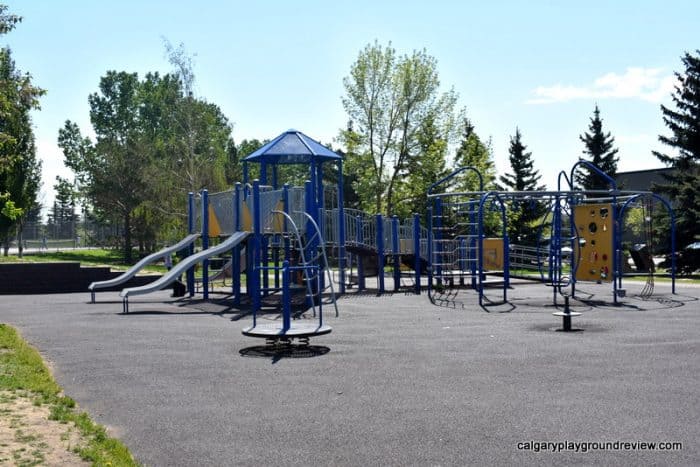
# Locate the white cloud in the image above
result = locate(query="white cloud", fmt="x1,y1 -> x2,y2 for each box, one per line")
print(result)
528,67 -> 677,104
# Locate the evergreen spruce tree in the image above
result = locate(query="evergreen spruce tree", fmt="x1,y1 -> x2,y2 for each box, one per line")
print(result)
454,117 -> 496,190
500,128 -> 543,191
578,105 -> 619,190
499,128 -> 545,242
652,50 -> 700,274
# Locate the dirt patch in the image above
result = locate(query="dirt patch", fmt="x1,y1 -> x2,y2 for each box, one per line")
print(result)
0,391 -> 89,466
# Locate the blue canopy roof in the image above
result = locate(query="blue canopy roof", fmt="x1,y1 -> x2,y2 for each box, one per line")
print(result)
243,129 -> 342,165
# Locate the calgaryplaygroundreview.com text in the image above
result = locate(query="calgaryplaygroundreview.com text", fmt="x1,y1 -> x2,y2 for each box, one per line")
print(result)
516,440 -> 683,453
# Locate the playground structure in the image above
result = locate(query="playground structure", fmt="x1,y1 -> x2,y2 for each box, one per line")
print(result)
425,159 -> 676,312
88,129 -> 677,338
88,130 -> 428,343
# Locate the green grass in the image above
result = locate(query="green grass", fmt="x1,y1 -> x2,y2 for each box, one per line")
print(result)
0,249 -> 166,274
0,323 -> 138,466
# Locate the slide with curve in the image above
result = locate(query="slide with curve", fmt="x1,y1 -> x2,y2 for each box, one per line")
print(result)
89,233 -> 201,301
120,231 -> 250,312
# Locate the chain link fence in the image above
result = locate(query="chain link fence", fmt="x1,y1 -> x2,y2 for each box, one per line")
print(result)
7,219 -> 122,251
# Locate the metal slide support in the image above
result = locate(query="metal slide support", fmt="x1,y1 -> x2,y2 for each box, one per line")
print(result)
187,192 -> 195,297
413,213 -> 421,294
201,189 -> 209,300
392,216 -> 400,291
376,214 -> 385,293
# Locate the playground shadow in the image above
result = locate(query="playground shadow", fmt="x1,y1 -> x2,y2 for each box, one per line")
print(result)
239,344 -> 330,364
339,288 -> 397,299
480,300 -> 516,313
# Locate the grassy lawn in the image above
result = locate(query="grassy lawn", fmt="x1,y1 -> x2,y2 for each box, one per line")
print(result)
0,323 -> 137,465
0,249 -> 167,274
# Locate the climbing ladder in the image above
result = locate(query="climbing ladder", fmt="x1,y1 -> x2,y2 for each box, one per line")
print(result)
430,198 -> 480,287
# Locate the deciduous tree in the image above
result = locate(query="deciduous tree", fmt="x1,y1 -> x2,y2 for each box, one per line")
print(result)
0,5 -> 44,256
341,41 -> 460,215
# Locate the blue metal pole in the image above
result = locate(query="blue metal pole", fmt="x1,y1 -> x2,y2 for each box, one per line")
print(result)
282,260 -> 290,332
262,236 -> 269,297
283,184 -> 291,262
260,162 -> 267,185
273,240 -> 280,291
187,192 -> 195,297
613,196 -> 619,305
478,195 -> 485,306
272,165 -> 278,189
316,162 -> 324,213
552,195 -> 560,304
356,215 -> 365,291
392,216 -> 400,291
570,195 -> 577,297
317,265 -> 323,323
243,162 -> 249,185
435,197 -> 443,284
318,207 -> 326,291
201,189 -> 209,300
233,184 -> 241,302
337,160 -> 346,294
187,192 -> 195,234
502,201 -> 509,301
304,180 -> 315,306
252,180 -> 261,313
376,214 -> 385,293
470,200 -> 477,289
413,213 -> 421,294
427,206 -> 433,294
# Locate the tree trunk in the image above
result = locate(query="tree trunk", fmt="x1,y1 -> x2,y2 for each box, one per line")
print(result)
386,176 -> 397,216
123,211 -> 132,263
17,224 -> 23,259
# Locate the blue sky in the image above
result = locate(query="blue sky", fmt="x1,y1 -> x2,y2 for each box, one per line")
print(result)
6,0 -> 699,211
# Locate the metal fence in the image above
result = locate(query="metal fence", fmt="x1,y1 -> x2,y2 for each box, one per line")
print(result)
7,219 -> 122,250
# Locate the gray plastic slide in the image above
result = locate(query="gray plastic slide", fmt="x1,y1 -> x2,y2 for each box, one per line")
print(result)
89,233 -> 201,300
120,231 -> 250,308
